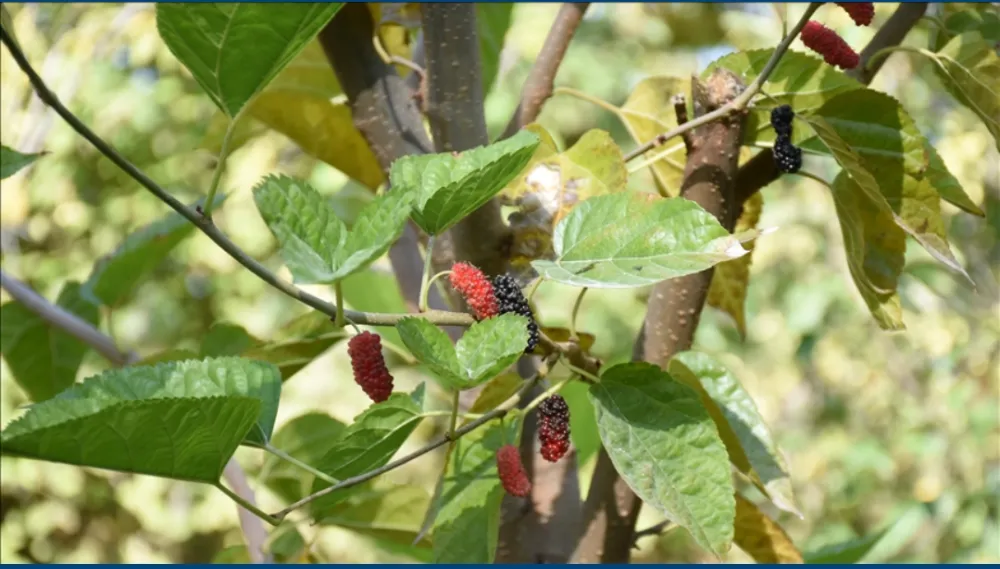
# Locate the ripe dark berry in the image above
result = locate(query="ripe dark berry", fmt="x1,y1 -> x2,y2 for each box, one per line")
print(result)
538,394 -> 571,462
769,104 -> 795,138
773,135 -> 803,174
492,274 -> 540,353
449,262 -> 499,320
800,20 -> 860,70
496,444 -> 531,497
347,331 -> 394,403
836,2 -> 874,27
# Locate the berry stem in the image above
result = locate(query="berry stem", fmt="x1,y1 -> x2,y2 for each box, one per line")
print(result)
522,376 -> 573,415
422,269 -> 452,313
418,235 -> 436,312
263,443 -> 339,485
215,481 -> 280,526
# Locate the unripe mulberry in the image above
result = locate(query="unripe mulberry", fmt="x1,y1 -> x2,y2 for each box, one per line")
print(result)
492,274 -> 540,353
538,394 -> 571,462
836,2 -> 874,27
769,104 -> 795,138
496,444 -> 531,497
347,332 -> 394,403
773,135 -> 803,174
800,20 -> 860,70
449,262 -> 499,320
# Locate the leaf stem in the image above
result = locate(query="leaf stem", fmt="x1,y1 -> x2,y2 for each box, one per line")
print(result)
864,44 -> 925,72
447,390 -> 460,440
418,235 -> 437,312
269,370 -> 543,521
378,336 -> 416,365
263,443 -> 338,485
334,281 -> 345,328
203,117 -> 237,218
563,361 -> 601,384
569,287 -> 588,341
552,86 -> 622,116
0,27 -> 477,331
621,2 -> 822,163
215,481 -> 281,526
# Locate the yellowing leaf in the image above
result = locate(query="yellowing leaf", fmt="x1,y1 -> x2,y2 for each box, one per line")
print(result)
734,494 -> 804,564
707,192 -> 763,337
618,76 -> 690,196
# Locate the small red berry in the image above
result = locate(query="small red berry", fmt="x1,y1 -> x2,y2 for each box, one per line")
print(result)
449,262 -> 499,320
538,395 -> 571,462
836,3 -> 874,27
347,331 -> 394,403
800,21 -> 860,70
496,444 -> 531,497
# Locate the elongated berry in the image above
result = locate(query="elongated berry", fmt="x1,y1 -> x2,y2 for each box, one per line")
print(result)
538,394 -> 571,462
492,274 -> 540,353
836,2 -> 874,27
347,331 -> 394,403
800,20 -> 860,70
496,444 -> 531,497
449,262 -> 499,320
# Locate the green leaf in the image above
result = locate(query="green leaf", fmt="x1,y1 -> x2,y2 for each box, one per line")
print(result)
431,419 -> 513,563
476,4 -> 513,95
201,323 -> 259,357
390,130 -> 540,235
83,196 -> 222,306
669,352 -> 799,517
532,192 -> 752,288
252,175 -> 413,284
398,315 -> 528,390
560,377 -> 600,467
0,145 -> 44,179
259,412 -> 346,503
801,90 -> 970,281
924,141 -> 984,217
0,282 -> 99,402
317,480 -> 433,546
706,49 -> 862,147
0,357 -> 281,481
831,172 -> 906,330
242,331 -> 348,382
930,32 -> 1000,151
309,386 -> 426,517
156,3 -> 344,117
589,362 -> 735,558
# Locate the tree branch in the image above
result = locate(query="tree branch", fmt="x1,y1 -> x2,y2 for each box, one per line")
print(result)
733,2 -> 929,207
0,270 -> 137,366
501,3 -> 590,139
420,4 -> 511,277
270,369 -> 545,521
0,24 -> 476,330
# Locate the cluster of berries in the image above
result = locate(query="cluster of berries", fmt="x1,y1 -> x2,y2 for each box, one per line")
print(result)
770,104 -> 802,174
496,393 -> 573,497
800,3 -> 874,70
450,263 -> 540,353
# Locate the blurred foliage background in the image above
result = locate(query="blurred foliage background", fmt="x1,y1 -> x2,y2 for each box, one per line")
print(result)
1,2 -> 997,564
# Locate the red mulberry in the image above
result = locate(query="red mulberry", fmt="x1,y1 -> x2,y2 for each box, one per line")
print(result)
496,444 -> 531,497
492,274 -> 540,353
449,262 -> 499,320
347,332 -> 394,403
836,3 -> 874,27
538,395 -> 571,462
800,20 -> 860,70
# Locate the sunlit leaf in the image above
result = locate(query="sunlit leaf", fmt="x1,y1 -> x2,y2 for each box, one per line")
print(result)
156,3 -> 344,117
617,76 -> 689,196
317,480 -> 433,547
532,192 -> 752,288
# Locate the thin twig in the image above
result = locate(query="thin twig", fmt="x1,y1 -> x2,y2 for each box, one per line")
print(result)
501,2 -> 590,138
0,25 -> 475,330
270,371 -> 543,521
0,270 -> 137,366
622,2 -> 821,163
632,520 -> 676,547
